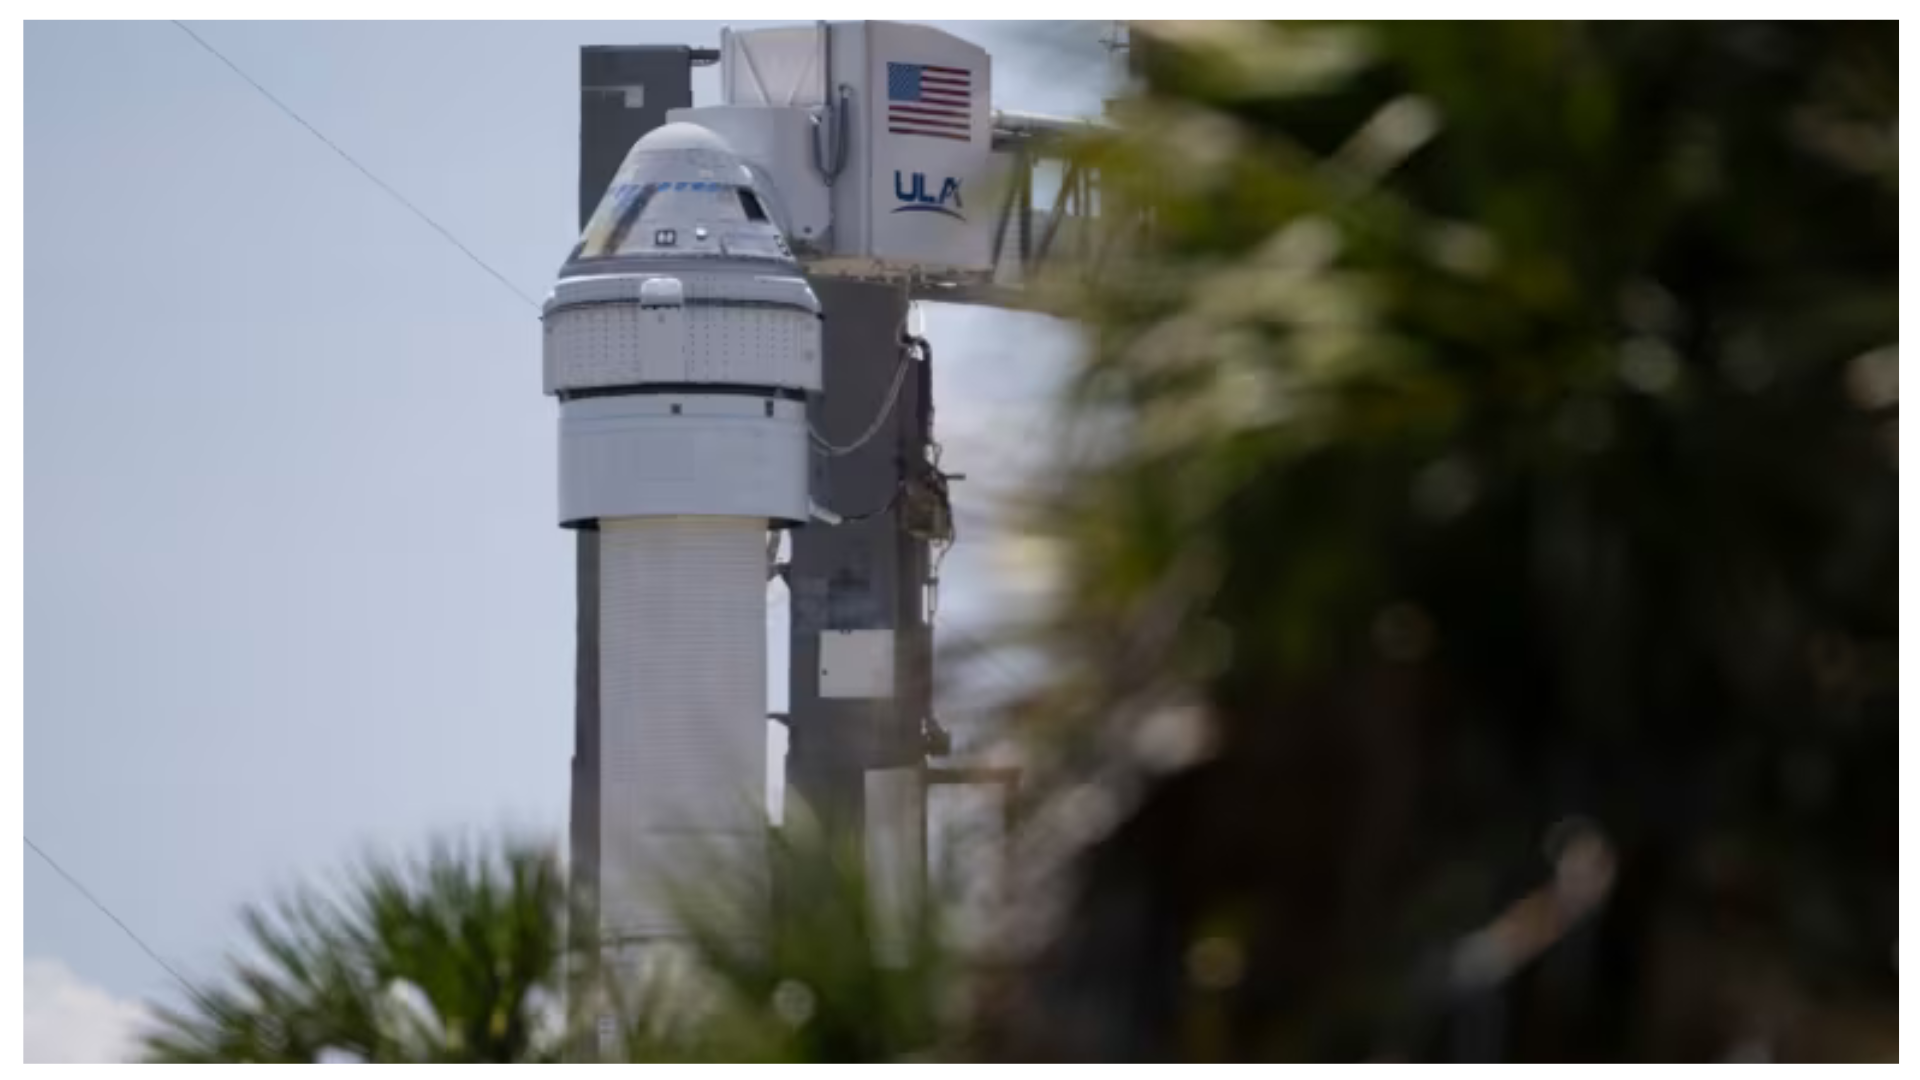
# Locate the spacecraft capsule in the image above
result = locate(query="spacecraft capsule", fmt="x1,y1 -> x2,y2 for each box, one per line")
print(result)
541,123 -> 820,955
543,122 -> 823,528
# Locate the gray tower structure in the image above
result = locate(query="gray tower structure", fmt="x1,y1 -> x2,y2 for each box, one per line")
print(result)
785,278 -> 939,838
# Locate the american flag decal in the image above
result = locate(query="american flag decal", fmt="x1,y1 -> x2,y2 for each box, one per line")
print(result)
887,61 -> 972,142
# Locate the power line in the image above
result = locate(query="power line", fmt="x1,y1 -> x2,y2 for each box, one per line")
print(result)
24,835 -> 207,1007
169,20 -> 542,312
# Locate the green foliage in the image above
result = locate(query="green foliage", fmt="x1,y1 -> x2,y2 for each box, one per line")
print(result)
139,821 -> 951,1063
1002,20 -> 1896,1061
141,838 -> 572,1063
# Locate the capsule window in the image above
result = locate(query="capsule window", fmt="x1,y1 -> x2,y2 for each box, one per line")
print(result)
589,183 -> 658,258
737,188 -> 769,222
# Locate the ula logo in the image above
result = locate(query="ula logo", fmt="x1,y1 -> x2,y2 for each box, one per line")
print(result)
893,171 -> 964,221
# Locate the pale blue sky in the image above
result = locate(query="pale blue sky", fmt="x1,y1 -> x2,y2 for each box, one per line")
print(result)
25,19 -> 1103,1058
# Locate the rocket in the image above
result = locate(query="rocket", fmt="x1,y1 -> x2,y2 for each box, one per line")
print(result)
542,123 -> 822,977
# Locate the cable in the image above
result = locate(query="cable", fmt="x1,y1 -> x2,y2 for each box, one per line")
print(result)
832,479 -> 908,523
808,294 -> 922,457
809,348 -> 914,457
169,21 -> 542,313
928,521 -> 956,621
25,835 -> 210,1008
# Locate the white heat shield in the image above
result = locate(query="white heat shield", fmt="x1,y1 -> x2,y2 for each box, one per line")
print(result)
598,516 -> 770,946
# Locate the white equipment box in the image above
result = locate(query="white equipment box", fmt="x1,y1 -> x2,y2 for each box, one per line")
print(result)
819,628 -> 896,699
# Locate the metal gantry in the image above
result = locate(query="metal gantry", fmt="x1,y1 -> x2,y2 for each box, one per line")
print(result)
908,111 -> 1109,310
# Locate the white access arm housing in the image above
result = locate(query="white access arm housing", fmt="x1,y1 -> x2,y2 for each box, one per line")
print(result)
670,21 -> 998,280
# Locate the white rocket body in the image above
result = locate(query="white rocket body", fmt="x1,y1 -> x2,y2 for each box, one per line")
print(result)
542,123 -> 821,972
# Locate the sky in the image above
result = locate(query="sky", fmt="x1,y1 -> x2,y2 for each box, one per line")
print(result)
24,19 -> 1109,1062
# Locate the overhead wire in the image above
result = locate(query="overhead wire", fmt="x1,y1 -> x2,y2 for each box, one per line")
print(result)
169,20 -> 543,313
25,835 -> 211,1009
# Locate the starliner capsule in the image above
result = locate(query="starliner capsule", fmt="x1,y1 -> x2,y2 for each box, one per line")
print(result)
542,123 -> 821,967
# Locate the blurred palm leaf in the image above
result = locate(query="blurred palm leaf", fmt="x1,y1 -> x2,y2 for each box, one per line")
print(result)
143,819 -> 954,1063
142,837 -> 572,1062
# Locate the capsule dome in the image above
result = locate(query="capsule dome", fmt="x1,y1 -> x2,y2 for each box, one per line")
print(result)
562,123 -> 795,274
